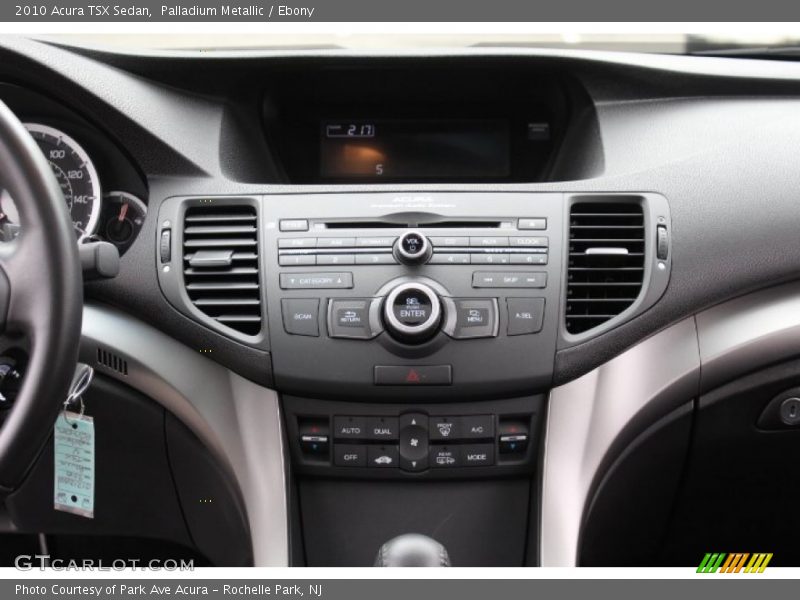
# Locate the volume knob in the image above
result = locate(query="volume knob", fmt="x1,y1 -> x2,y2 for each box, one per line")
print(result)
394,231 -> 432,265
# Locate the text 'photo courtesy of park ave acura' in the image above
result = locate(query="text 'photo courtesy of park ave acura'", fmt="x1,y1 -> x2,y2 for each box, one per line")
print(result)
0,10 -> 799,586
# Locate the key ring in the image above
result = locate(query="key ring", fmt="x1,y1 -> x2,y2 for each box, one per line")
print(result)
62,364 -> 94,426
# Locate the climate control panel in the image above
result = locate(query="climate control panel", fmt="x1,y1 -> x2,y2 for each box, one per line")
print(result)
285,395 -> 542,479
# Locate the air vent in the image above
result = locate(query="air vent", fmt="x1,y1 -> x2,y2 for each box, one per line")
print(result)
97,347 -> 128,376
566,202 -> 645,335
182,204 -> 262,336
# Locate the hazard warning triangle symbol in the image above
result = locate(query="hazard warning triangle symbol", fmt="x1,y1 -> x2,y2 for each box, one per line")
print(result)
405,369 -> 421,383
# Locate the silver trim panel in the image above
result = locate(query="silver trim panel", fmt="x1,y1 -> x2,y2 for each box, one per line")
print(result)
80,303 -> 288,566
542,280 -> 800,566
542,317 -> 701,566
695,282 -> 800,393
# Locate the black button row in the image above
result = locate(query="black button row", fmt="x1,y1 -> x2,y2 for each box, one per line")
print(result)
279,236 -> 396,249
335,443 -> 494,468
279,253 -> 398,267
334,414 -> 493,441
430,252 -> 548,266
334,416 -> 400,440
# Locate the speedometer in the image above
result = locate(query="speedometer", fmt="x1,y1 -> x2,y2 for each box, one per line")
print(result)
23,123 -> 102,237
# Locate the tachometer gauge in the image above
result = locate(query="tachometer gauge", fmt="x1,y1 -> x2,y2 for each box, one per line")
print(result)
100,191 -> 147,254
23,123 -> 102,238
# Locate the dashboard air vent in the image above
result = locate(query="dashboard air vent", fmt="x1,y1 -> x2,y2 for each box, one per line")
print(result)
182,204 -> 262,336
566,202 -> 645,335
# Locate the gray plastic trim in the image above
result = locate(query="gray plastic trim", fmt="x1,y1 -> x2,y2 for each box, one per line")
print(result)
80,303 -> 288,566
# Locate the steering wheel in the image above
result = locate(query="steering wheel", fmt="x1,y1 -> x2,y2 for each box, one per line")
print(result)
0,101 -> 82,493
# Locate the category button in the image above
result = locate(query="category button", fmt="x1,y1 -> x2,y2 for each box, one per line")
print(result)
279,272 -> 353,289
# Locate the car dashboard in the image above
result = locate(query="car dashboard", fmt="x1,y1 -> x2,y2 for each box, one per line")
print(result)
2,36 -> 800,568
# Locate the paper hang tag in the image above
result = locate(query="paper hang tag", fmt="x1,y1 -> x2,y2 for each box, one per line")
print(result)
54,412 -> 95,519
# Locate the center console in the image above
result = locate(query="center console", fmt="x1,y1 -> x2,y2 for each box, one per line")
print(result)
156,190 -> 671,565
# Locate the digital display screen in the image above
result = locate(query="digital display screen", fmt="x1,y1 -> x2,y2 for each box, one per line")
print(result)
320,119 -> 510,180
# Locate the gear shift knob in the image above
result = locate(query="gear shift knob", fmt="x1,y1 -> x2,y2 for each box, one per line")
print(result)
374,534 -> 451,567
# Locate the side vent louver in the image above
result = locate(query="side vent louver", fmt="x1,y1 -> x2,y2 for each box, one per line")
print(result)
97,348 -> 128,376
566,202 -> 645,335
182,204 -> 262,336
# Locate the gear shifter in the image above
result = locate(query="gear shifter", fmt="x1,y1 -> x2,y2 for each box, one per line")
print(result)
374,534 -> 451,567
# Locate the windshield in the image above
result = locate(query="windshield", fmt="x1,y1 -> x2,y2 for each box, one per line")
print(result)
37,31 -> 800,54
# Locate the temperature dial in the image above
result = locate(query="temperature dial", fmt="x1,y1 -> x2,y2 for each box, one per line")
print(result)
100,191 -> 147,255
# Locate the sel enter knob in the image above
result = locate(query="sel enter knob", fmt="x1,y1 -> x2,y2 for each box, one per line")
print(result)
394,231 -> 432,265
383,282 -> 442,343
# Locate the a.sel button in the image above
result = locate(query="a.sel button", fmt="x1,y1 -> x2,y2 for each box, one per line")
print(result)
335,444 -> 366,467
281,298 -> 319,336
507,298 -> 545,336
462,444 -> 495,467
